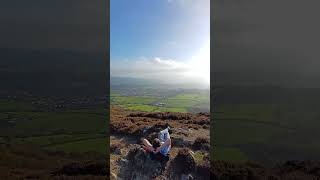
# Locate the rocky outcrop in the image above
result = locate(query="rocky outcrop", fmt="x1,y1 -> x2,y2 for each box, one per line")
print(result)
116,145 -> 209,180
118,145 -> 167,180
167,148 -> 196,180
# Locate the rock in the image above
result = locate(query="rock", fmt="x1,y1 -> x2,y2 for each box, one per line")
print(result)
110,172 -> 117,180
181,174 -> 193,180
155,175 -> 167,180
111,143 -> 122,155
172,137 -> 193,148
168,148 -> 196,179
118,145 -> 167,180
119,158 -> 128,166
114,148 -> 122,155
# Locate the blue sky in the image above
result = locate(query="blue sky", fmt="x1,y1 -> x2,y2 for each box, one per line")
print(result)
111,0 -> 210,87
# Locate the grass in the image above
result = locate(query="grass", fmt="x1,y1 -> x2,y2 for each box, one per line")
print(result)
215,104 -> 280,124
0,137 -> 4,144
48,138 -> 107,154
111,96 -> 159,105
110,92 -> 209,113
126,104 -> 188,113
162,93 -> 209,109
0,100 -> 36,112
156,107 -> 188,113
213,147 -> 248,162
193,151 -> 208,166
7,111 -> 107,136
213,104 -> 291,163
0,113 -> 9,119
16,134 -> 105,147
0,100 -> 107,155
126,104 -> 158,112
214,119 -> 289,146
213,103 -> 320,163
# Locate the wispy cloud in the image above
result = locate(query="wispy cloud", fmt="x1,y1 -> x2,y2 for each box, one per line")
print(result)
111,57 -> 188,79
111,40 -> 210,88
111,55 -> 209,88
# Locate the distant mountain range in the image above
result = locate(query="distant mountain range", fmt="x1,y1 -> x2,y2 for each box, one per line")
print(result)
111,76 -> 210,90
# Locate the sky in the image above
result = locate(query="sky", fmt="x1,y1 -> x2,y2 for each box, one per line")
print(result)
213,0 -> 320,87
2,0 -> 320,88
0,0 -> 107,95
0,0 -> 106,53
111,0 -> 210,88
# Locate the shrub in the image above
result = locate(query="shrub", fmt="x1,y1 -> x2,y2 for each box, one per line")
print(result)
192,137 -> 209,151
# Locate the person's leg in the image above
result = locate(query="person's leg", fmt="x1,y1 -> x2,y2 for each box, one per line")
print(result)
143,138 -> 154,151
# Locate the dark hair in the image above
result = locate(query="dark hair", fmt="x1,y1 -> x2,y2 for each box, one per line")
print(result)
152,138 -> 161,149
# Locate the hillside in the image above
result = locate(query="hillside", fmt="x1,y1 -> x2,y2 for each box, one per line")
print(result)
213,86 -> 320,164
211,160 -> 320,179
110,106 -> 210,179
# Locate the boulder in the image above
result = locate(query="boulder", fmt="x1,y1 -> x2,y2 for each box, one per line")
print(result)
118,145 -> 167,180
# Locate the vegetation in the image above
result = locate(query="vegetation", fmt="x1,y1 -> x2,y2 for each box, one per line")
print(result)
213,87 -> 320,165
111,91 -> 209,113
0,99 -> 107,168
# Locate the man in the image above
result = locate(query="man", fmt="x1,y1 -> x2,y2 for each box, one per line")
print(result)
143,127 -> 171,160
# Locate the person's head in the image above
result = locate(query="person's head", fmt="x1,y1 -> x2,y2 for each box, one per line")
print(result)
152,138 -> 161,149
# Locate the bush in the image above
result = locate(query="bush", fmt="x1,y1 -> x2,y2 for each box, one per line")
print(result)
192,137 -> 209,151
170,148 -> 196,175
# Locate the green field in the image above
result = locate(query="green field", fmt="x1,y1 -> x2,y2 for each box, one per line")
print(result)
48,138 -> 107,154
213,147 -> 248,162
213,102 -> 320,164
0,100 -> 37,112
0,100 -> 107,155
111,91 -> 209,113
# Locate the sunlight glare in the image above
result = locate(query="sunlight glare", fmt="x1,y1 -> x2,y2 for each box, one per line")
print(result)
184,40 -> 210,86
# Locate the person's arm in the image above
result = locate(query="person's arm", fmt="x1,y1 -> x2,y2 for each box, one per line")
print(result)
154,138 -> 171,153
143,138 -> 154,152
161,138 -> 171,148
154,147 -> 160,153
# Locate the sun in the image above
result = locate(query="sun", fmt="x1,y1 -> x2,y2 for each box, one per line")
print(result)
184,40 -> 210,86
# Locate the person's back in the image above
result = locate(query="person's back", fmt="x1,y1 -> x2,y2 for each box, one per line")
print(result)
158,127 -> 171,157
159,127 -> 170,142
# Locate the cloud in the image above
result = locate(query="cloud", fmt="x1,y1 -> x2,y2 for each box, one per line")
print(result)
111,57 -> 186,77
111,56 -> 209,88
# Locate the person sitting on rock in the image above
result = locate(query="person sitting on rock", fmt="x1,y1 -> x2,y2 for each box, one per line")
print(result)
143,127 -> 171,161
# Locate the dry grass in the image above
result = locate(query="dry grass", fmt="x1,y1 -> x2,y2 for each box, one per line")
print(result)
110,107 -> 210,138
110,106 -> 211,179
